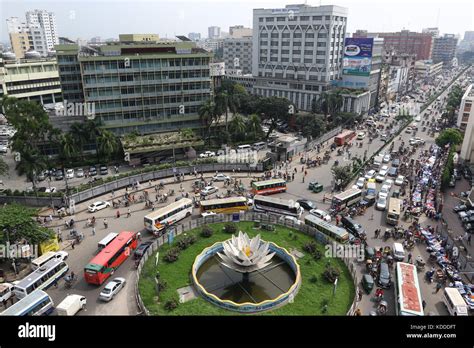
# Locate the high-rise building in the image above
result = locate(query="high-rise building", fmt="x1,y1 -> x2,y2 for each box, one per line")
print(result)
223,36 -> 252,75
252,4 -> 348,110
188,32 -> 201,41
458,84 -> 474,162
353,30 -> 432,60
464,31 -> 474,43
229,25 -> 253,38
208,26 -> 221,39
422,27 -> 440,37
6,10 -> 58,57
55,35 -> 212,135
432,34 -> 458,67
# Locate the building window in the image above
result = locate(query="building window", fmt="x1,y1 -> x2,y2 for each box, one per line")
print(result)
277,17 -> 286,22
266,17 -> 274,22
313,16 -> 322,20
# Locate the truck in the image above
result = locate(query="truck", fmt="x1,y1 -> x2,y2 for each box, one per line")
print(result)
56,294 -> 87,316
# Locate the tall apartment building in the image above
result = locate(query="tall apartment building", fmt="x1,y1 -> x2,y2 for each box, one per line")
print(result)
229,25 -> 253,38
252,4 -> 348,111
208,26 -> 221,39
432,34 -> 458,67
223,36 -> 252,75
354,30 -> 432,60
0,57 -> 62,104
55,35 -> 212,135
457,84 -> 474,162
188,32 -> 201,41
6,10 -> 58,57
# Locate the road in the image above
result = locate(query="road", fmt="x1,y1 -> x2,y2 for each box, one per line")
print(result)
3,65 -> 471,316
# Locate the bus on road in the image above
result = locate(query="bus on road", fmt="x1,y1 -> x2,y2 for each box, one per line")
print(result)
332,188 -> 362,211
394,262 -> 424,316
200,196 -> 249,214
13,259 -> 69,299
253,195 -> 303,217
304,214 -> 349,243
251,179 -> 286,195
334,130 -> 356,146
0,290 -> 54,316
84,231 -> 138,285
144,198 -> 193,236
386,198 -> 402,225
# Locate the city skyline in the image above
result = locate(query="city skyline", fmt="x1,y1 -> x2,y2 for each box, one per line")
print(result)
1,0 -> 473,43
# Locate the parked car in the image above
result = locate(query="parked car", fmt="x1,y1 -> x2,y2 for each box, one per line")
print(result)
296,199 -> 316,211
55,170 -> 64,181
453,204 -> 468,213
309,209 -> 331,222
458,210 -> 474,219
99,278 -> 126,302
462,215 -> 474,223
200,186 -> 218,196
88,200 -> 110,213
65,169 -> 74,179
200,151 -> 216,158
76,168 -> 84,178
134,241 -> 153,260
37,170 -> 48,181
395,175 -> 405,186
89,166 -> 97,176
100,165 -> 108,175
213,173 -> 230,181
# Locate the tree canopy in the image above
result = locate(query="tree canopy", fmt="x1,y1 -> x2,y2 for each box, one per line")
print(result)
435,128 -> 463,148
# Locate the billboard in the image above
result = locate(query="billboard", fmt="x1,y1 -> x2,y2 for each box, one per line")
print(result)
209,62 -> 225,77
342,38 -> 374,77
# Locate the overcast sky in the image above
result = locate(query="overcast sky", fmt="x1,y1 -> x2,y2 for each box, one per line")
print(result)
1,0 -> 473,43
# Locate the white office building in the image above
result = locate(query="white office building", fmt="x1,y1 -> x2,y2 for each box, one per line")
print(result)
208,26 -> 221,39
458,84 -> 474,162
224,36 -> 253,75
252,4 -> 348,110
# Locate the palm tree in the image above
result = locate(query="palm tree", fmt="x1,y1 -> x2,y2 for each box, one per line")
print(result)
97,129 -> 118,162
247,114 -> 262,140
15,150 -> 47,191
198,100 -> 217,143
69,122 -> 89,158
59,133 -> 77,162
229,114 -> 247,142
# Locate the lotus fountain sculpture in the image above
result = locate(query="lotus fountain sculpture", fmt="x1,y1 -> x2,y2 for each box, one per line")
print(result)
217,231 -> 275,273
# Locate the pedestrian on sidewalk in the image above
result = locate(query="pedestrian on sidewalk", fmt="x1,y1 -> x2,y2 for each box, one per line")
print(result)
71,240 -> 75,250
435,282 -> 443,293
116,210 -> 121,219
127,208 -> 131,218
103,218 -> 108,229
407,252 -> 412,263
92,227 -> 96,236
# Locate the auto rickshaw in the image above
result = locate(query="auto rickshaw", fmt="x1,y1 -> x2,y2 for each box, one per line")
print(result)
362,274 -> 374,294
377,300 -> 388,315
365,246 -> 375,260
308,181 -> 323,193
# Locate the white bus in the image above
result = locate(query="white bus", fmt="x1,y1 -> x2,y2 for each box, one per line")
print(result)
31,251 -> 69,270
332,188 -> 362,211
253,195 -> 303,218
0,290 -> 54,316
13,259 -> 69,299
304,214 -> 349,243
395,262 -> 424,316
386,198 -> 402,225
144,198 -> 193,236
98,232 -> 118,250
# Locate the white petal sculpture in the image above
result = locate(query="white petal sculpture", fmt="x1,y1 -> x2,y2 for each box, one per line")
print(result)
217,231 -> 275,273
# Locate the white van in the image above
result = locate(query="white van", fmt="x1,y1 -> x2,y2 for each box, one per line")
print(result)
0,283 -> 14,303
443,288 -> 468,316
237,144 -> 252,152
392,242 -> 405,261
56,294 -> 87,316
31,251 -> 69,270
252,142 -> 266,151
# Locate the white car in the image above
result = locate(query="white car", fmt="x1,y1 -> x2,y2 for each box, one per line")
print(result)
383,179 -> 394,190
0,145 -> 7,154
357,132 -> 366,140
378,165 -> 389,176
201,186 -> 218,196
88,200 -> 110,213
355,177 -> 366,189
99,277 -> 126,302
199,151 -> 216,158
375,174 -> 386,183
309,209 -> 331,222
45,187 -> 57,193
376,196 -> 387,210
379,185 -> 391,198
383,154 -> 391,163
213,173 -> 230,181
364,170 -> 376,180
279,215 -> 301,226
76,168 -> 84,178
405,127 -> 412,134
65,169 -> 74,179
201,211 -> 217,218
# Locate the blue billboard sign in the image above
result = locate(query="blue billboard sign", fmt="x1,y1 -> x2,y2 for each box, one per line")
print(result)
343,38 -> 374,77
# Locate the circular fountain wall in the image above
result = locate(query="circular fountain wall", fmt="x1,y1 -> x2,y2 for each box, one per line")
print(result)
191,240 -> 301,313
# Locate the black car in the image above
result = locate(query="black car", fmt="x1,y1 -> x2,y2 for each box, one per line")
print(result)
55,169 -> 64,180
341,216 -> 366,238
89,166 -> 97,176
99,165 -> 108,175
454,204 -> 468,213
134,241 -> 153,259
296,199 -> 316,211
378,262 -> 391,288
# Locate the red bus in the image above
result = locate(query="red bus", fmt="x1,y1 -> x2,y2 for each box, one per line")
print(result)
84,231 -> 138,285
334,130 -> 356,146
251,179 -> 286,195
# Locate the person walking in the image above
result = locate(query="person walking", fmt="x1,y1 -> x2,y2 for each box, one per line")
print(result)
71,240 -> 75,250
468,234 -> 471,246
116,210 -> 121,219
422,299 -> 426,310
127,208 -> 131,218
407,252 -> 412,263
103,219 -> 108,229
92,227 -> 96,236
435,282 -> 443,293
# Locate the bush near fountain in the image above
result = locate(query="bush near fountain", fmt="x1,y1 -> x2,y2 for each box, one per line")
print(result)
138,222 -> 354,315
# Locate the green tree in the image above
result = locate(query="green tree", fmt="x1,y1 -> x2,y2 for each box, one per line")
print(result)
257,97 -> 292,139
296,114 -> 326,139
0,157 -> 9,176
97,129 -> 119,162
435,128 -> 463,148
0,204 -> 54,245
15,150 -> 47,191
229,114 -> 247,142
198,99 -> 217,143
59,133 -> 77,162
69,122 -> 89,158
246,114 -> 262,140
332,164 -> 353,190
